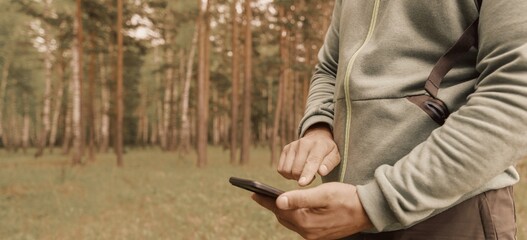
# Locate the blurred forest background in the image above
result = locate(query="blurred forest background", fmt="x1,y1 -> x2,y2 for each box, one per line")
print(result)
0,0 -> 334,166
0,0 -> 525,239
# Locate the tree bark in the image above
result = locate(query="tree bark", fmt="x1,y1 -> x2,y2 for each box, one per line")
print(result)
230,0 -> 240,164
161,31 -> 174,151
116,0 -> 124,167
8,86 -> 20,152
142,113 -> 149,146
170,49 -> 185,150
99,52 -> 111,153
179,28 -> 198,153
48,53 -> 65,153
62,76 -> 73,155
153,46 -> 163,148
72,0 -> 84,165
87,34 -> 96,161
240,0 -> 253,165
0,47 -> 12,147
35,4 -> 54,157
271,9 -> 288,165
212,90 -> 220,145
136,85 -> 146,146
22,94 -> 30,153
196,0 -> 210,168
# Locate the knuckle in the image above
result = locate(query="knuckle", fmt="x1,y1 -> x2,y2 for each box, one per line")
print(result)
306,154 -> 323,164
281,148 -> 288,156
304,233 -> 318,240
287,145 -> 297,155
277,168 -> 291,179
278,170 -> 288,177
291,171 -> 301,180
282,173 -> 294,180
291,166 -> 300,174
300,232 -> 311,240
306,155 -> 322,163
291,167 -> 302,179
298,222 -> 317,239
299,138 -> 313,147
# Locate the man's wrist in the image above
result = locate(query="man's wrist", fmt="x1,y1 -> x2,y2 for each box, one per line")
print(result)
353,188 -> 375,232
304,122 -> 333,138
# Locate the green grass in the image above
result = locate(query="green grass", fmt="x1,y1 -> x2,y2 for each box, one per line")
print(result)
0,147 -> 525,240
0,147 -> 302,240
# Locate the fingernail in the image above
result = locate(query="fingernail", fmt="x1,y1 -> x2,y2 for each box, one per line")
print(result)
319,165 -> 328,175
299,177 -> 307,185
277,196 -> 289,209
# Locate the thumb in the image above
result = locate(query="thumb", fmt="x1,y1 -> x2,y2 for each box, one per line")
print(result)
276,185 -> 329,210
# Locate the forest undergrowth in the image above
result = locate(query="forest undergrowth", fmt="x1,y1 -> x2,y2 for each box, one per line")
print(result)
0,147 -> 525,240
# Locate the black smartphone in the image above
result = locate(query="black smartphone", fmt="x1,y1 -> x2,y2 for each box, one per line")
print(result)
229,177 -> 284,199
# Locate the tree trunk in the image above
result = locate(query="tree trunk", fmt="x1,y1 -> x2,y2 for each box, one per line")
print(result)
34,15 -> 54,158
288,33 -> 297,143
136,87 -> 145,146
0,48 -> 12,147
72,0 -> 84,165
271,11 -> 287,165
230,0 -> 240,164
240,0 -> 253,165
22,94 -> 30,153
143,114 -> 149,146
87,34 -> 96,161
161,33 -> 174,151
62,77 -> 73,155
179,27 -> 198,153
99,52 -> 111,153
156,100 -> 163,148
196,0 -> 210,168
115,0 -> 124,167
212,90 -> 220,145
153,46 -> 163,148
48,55 -> 65,153
8,87 -> 20,152
170,49 -> 185,150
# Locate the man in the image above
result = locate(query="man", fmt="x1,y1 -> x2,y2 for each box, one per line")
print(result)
253,1 -> 526,239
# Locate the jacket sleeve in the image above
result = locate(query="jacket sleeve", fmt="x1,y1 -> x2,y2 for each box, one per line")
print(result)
297,0 -> 341,137
357,0 -> 527,231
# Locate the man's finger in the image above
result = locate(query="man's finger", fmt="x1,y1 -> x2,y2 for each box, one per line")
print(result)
291,140 -> 310,181
276,185 -> 330,210
277,145 -> 289,174
282,142 -> 298,179
298,152 -> 322,186
319,146 -> 340,176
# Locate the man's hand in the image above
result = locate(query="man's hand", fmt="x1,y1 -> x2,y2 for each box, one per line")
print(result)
252,182 -> 373,240
278,124 -> 340,186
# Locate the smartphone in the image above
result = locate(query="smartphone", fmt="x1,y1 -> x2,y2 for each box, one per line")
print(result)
229,177 -> 284,199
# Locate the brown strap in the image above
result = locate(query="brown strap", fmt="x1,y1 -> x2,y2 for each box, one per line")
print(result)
411,0 -> 483,125
424,0 -> 482,98
475,0 -> 483,11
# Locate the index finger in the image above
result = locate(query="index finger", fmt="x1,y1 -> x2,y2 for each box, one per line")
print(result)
298,152 -> 324,186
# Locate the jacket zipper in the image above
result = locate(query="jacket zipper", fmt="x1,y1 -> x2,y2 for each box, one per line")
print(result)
340,0 -> 381,182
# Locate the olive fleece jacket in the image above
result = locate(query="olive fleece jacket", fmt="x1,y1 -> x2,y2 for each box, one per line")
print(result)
299,0 -> 527,233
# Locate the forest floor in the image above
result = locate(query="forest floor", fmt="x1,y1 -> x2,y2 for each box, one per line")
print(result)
0,147 -> 525,240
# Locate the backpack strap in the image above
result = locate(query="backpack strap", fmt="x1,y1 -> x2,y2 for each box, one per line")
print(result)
413,0 -> 482,125
424,20 -> 479,98
475,0 -> 483,11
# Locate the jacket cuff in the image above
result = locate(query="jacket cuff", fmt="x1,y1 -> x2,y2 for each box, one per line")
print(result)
298,115 -> 334,138
357,181 -> 399,232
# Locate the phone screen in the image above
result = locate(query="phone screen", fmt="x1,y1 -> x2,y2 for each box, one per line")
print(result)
229,177 -> 284,199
